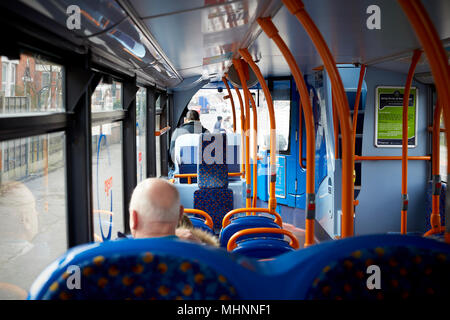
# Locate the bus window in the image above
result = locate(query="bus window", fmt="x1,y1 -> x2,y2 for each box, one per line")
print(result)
91,81 -> 124,241
257,80 -> 291,153
440,113 -> 447,182
136,87 -> 146,183
0,54 -> 63,115
187,88 -> 242,133
0,132 -> 67,299
91,80 -> 122,112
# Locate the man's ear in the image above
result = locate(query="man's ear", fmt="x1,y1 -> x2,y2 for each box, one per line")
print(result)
130,210 -> 138,232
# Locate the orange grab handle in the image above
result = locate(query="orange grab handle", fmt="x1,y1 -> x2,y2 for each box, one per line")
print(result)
233,59 -> 252,209
155,126 -> 171,136
184,209 -> 214,229
222,208 -> 283,228
283,0 -> 354,238
401,49 -> 422,235
257,16 -> 316,247
239,48 -> 277,213
227,227 -> 300,251
222,77 -> 237,132
355,156 -> 430,161
227,73 -> 246,176
397,0 -> 450,243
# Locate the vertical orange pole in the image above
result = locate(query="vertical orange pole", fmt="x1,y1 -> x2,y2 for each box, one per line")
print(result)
283,0 -> 354,238
222,76 -> 237,132
430,98 -> 443,232
401,49 -> 422,235
239,48 -> 278,213
398,0 -> 450,243
248,91 -> 258,208
257,17 -> 316,246
233,59 -> 252,208
228,73 -> 246,176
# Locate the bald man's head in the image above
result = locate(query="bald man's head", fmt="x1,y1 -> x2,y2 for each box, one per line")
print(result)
129,178 -> 183,237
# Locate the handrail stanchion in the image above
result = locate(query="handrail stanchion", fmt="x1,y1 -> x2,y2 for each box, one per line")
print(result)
227,72 -> 246,177
283,0 -> 354,238
401,49 -> 422,234
247,89 -> 259,208
233,59 -> 253,209
222,76 -> 237,133
428,98 -> 444,235
239,48 -> 278,213
398,0 -> 450,243
257,17 -> 316,246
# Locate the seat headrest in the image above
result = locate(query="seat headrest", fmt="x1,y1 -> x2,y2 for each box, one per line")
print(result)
28,238 -> 241,300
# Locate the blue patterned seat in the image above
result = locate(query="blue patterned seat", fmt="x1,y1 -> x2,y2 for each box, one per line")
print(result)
27,238 -> 245,300
194,133 -> 233,231
273,234 -> 450,299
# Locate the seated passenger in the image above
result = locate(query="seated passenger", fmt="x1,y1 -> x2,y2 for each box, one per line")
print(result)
170,110 -> 208,164
177,214 -> 219,247
128,178 -> 218,246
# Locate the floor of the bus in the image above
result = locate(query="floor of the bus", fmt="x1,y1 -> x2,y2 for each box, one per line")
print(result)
256,199 -> 332,246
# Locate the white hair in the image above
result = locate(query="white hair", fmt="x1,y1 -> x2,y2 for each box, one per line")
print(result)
129,178 -> 180,222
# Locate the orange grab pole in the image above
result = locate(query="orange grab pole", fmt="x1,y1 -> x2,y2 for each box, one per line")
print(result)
233,59 -> 253,209
239,48 -> 278,213
257,17 -> 316,247
283,0 -> 354,238
401,49 -> 422,235
355,156 -> 430,161
398,0 -> 450,243
248,89 -> 258,208
227,72 -> 246,176
352,65 -> 367,149
222,76 -> 237,132
222,207 -> 283,228
227,227 -> 300,251
429,98 -> 443,233
183,209 -> 214,229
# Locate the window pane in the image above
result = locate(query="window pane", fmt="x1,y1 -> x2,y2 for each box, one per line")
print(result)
136,87 -> 147,183
91,80 -> 122,112
269,80 -> 291,152
92,122 -> 124,241
0,132 -> 67,299
0,54 -> 64,115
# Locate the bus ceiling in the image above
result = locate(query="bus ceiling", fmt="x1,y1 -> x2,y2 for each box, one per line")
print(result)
5,0 -> 450,88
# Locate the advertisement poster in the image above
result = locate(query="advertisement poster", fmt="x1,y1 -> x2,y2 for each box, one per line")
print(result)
375,86 -> 418,147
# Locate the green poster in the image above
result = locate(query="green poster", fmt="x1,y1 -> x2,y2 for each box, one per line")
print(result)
375,86 -> 418,147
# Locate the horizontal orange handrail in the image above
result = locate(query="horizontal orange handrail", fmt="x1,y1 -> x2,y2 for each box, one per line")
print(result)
222,207 -> 282,228
155,126 -> 171,136
94,209 -> 113,216
354,156 -> 430,161
174,172 -> 244,184
227,227 -> 299,251
184,209 -> 214,229
427,126 -> 445,133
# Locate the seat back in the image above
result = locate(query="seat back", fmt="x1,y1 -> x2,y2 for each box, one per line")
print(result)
275,234 -> 450,299
194,133 -> 233,230
175,134 -> 200,183
28,238 -> 242,300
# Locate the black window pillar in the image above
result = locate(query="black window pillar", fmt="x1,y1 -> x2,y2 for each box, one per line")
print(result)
65,60 -> 102,248
122,77 -> 138,233
146,87 -> 157,178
